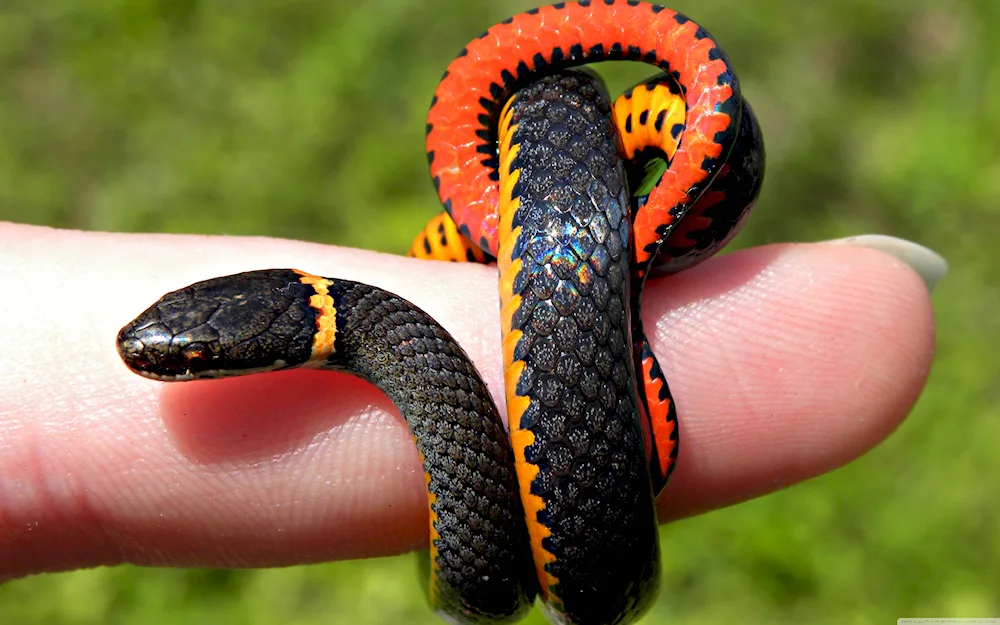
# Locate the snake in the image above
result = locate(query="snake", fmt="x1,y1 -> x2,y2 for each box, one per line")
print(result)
117,2 -> 765,624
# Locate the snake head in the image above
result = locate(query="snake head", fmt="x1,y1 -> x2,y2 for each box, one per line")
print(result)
116,270 -> 319,381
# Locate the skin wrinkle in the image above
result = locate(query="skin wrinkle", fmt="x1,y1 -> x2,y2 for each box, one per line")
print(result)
2,415 -> 126,574
0,225 -> 934,581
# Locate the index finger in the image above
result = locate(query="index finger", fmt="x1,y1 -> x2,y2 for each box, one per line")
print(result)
0,223 -> 936,580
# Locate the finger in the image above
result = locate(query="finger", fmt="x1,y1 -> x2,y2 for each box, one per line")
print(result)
0,223 -> 935,580
642,242 -> 936,519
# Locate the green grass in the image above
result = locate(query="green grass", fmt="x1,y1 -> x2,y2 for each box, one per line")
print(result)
2,0 -> 998,623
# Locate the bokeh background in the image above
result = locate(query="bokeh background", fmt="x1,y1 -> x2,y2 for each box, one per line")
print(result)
1,0 -> 997,623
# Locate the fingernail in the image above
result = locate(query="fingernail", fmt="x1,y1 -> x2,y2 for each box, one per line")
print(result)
822,234 -> 948,293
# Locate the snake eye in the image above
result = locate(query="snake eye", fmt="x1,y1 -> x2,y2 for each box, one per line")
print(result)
181,343 -> 210,368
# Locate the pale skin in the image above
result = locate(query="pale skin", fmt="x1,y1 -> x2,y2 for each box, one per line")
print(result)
0,222 -> 936,582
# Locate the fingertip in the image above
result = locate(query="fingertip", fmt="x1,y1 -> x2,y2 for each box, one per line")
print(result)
646,243 -> 936,519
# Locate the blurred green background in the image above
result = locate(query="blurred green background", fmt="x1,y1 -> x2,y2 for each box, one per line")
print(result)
1,0 -> 997,623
